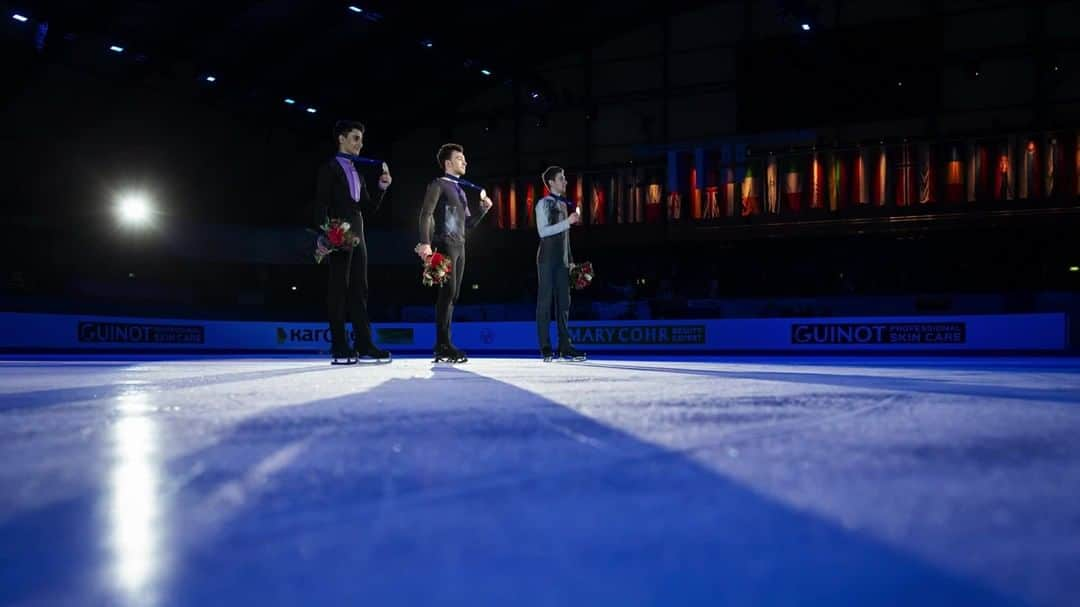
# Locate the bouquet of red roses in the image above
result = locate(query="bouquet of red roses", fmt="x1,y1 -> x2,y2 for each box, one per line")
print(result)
314,219 -> 361,264
569,261 -> 594,290
422,251 -> 453,287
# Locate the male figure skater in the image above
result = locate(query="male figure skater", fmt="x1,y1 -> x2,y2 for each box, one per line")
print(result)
415,143 -> 492,363
316,120 -> 392,364
535,166 -> 586,362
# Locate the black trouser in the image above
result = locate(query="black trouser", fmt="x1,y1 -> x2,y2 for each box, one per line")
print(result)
327,239 -> 373,355
536,249 -> 571,351
434,240 -> 466,347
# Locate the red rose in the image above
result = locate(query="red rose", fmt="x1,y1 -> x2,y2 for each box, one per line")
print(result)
328,226 -> 346,247
430,252 -> 444,265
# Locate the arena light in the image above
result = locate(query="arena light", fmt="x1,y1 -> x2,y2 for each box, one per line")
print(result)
109,44 -> 124,53
116,193 -> 153,227
12,13 -> 29,22
284,98 -> 296,105
348,6 -> 362,13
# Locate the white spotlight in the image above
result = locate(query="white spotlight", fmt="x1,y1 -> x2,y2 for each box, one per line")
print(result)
116,194 -> 152,227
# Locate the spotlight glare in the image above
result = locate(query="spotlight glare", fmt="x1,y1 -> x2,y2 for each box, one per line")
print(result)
480,69 -> 492,76
284,98 -> 296,105
109,44 -> 124,53
1069,266 -> 1079,273
306,107 -> 317,114
12,13 -> 29,22
801,23 -> 811,31
205,75 -> 216,82
116,194 -> 152,227
348,5 -> 362,13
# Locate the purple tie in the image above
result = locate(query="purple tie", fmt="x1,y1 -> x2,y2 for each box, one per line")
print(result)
336,157 -> 361,202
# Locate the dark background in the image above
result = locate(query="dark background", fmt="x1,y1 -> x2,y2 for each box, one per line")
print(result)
2,0 -> 1079,325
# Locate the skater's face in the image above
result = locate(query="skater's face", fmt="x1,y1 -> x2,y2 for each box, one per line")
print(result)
444,150 -> 467,176
338,129 -> 364,155
547,171 -> 567,196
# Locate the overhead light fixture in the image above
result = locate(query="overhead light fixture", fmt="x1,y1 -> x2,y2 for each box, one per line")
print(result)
205,75 -> 216,83
480,69 -> 492,76
284,98 -> 296,105
348,5 -> 362,12
421,39 -> 433,48
12,13 -> 29,22
109,45 -> 124,53
306,107 -> 317,114
801,23 -> 811,31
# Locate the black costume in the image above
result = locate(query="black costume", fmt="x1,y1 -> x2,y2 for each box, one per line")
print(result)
418,175 -> 489,361
315,155 -> 389,362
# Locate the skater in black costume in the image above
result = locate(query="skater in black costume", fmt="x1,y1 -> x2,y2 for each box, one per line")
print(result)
316,120 -> 393,365
535,166 -> 586,362
415,143 -> 492,363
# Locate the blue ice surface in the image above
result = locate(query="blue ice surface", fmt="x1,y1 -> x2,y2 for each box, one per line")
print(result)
2,354 -> 1078,606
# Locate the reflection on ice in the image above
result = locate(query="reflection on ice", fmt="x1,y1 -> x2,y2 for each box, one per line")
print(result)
108,393 -> 165,605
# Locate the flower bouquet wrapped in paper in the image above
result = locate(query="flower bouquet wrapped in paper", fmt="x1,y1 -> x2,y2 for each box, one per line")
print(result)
569,261 -> 594,290
314,219 -> 361,264
422,251 -> 453,287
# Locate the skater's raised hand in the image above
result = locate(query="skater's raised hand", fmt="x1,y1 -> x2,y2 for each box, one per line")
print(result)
378,162 -> 392,190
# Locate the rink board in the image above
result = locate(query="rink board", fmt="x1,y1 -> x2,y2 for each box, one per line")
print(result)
0,312 -> 1067,353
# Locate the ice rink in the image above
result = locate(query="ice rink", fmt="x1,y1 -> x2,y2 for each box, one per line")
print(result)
3,354 -> 1079,606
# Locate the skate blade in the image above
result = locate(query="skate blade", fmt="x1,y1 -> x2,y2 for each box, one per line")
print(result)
356,356 -> 392,364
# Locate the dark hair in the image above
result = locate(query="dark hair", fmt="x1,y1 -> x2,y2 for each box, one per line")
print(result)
542,165 -> 564,189
333,120 -> 365,142
437,143 -> 464,169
